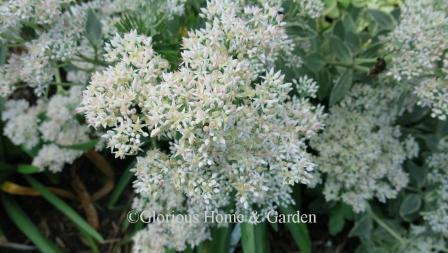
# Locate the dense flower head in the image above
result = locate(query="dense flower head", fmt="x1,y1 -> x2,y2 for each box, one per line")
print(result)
295,0 -> 324,18
414,78 -> 448,121
2,87 -> 91,172
311,85 -> 418,212
79,30 -> 170,157
382,0 -> 448,120
398,226 -> 446,253
111,0 -> 187,19
0,0 -> 73,33
132,216 -> 210,253
0,0 -> 113,96
79,1 -> 325,251
384,0 -> 448,81
422,137 -> 448,237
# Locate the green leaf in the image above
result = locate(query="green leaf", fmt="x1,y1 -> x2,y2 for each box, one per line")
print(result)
367,9 -> 395,30
328,203 -> 353,235
342,14 -> 356,33
323,0 -> 338,16
406,161 -> 427,189
0,45 -> 7,65
1,195 -> 63,253
17,164 -> 41,174
349,215 -> 372,238
317,69 -> 332,100
338,0 -> 350,8
329,69 -> 353,106
333,21 -> 345,39
303,53 -> 324,72
359,43 -> 383,58
329,36 -> 352,63
240,223 -> 256,253
279,205 -> 311,253
203,226 -> 232,253
24,175 -> 104,242
254,223 -> 269,253
328,213 -> 345,236
86,9 -> 102,47
82,232 -> 100,253
107,160 -> 136,208
65,139 -> 99,151
399,194 -> 422,218
240,223 -> 269,253
345,32 -> 361,51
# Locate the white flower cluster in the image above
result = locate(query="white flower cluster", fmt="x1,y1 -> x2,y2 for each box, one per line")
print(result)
384,0 -> 448,120
2,87 -> 91,172
311,85 -> 419,212
399,226 -> 446,253
422,138 -> 448,237
0,0 -> 73,33
80,0 -> 324,219
414,78 -> 448,120
133,217 -> 209,253
79,30 -> 170,158
132,154 -> 210,253
0,0 -> 112,96
385,0 -> 448,81
296,0 -> 325,18
112,0 -> 187,20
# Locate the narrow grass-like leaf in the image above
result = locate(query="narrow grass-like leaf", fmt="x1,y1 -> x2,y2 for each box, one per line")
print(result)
279,205 -> 311,253
205,226 -> 232,253
254,222 -> 269,253
82,232 -> 100,253
24,175 -> 104,242
240,223 -> 256,253
1,194 -> 62,253
107,160 -> 135,208
17,164 -> 41,174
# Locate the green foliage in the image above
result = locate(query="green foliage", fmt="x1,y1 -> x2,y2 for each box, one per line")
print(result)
17,164 -> 41,174
328,203 -> 354,235
240,223 -> 269,253
279,205 -> 311,253
1,194 -> 63,253
399,194 -> 422,220
85,9 -> 103,48
25,175 -> 104,243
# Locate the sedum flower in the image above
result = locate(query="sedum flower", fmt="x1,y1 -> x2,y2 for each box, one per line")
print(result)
422,137 -> 448,237
311,85 -> 418,212
414,78 -> 448,121
0,0 -> 73,33
383,0 -> 448,120
2,87 -> 92,172
80,1 -> 325,252
296,0 -> 324,18
79,30 -> 170,158
384,0 -> 448,81
398,226 -> 446,253
0,0 -> 113,96
111,0 -> 187,20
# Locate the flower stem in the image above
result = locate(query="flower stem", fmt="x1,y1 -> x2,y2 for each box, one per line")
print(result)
370,210 -> 406,245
